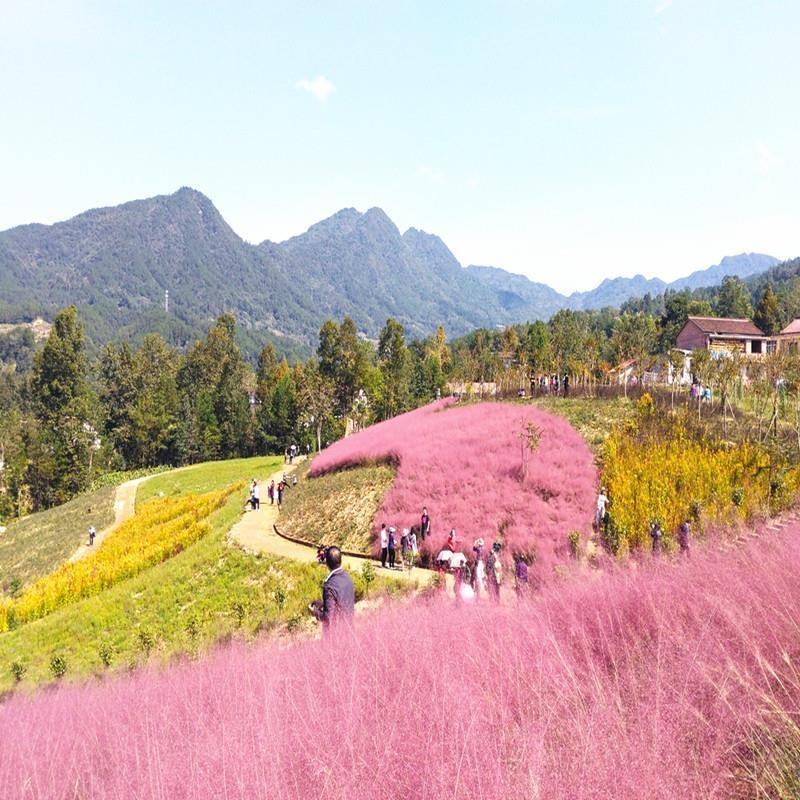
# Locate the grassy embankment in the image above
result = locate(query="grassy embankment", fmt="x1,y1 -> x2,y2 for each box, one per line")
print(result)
0,456 -> 400,691
280,461 -> 395,552
0,486 -> 116,590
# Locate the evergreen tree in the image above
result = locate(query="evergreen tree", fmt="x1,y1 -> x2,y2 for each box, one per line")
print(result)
716,276 -> 753,319
754,283 -> 783,335
378,318 -> 411,419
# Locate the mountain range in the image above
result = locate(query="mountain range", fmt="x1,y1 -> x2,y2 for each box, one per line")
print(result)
0,187 -> 780,356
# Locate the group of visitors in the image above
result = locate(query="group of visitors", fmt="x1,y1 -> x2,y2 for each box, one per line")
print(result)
377,506 -> 432,570
534,373 -> 571,396
246,473 -> 298,511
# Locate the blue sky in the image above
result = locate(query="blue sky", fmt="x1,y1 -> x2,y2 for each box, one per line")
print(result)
1,0 -> 798,293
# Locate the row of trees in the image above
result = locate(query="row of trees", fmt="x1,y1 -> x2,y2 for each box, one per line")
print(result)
0,308 -> 451,520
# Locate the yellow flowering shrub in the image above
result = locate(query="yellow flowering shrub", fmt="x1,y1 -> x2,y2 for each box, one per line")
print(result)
0,483 -> 241,631
603,406 -> 800,554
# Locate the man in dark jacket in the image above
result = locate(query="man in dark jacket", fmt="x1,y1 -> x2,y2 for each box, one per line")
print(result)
310,546 -> 355,630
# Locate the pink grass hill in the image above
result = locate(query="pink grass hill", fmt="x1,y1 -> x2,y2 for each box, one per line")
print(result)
310,401 -> 598,574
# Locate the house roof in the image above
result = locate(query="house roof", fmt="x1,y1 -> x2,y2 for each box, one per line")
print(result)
780,319 -> 800,335
687,316 -> 765,337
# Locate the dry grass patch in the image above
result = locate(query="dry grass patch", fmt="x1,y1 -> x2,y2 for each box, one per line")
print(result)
280,462 -> 394,553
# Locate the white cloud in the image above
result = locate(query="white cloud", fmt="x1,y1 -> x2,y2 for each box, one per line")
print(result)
755,142 -> 784,176
296,76 -> 335,103
655,0 -> 673,14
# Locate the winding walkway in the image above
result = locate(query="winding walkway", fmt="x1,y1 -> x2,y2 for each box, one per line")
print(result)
68,476 -> 150,563
227,464 -> 438,587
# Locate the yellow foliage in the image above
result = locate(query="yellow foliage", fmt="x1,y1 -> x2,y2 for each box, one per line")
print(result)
0,483 -> 241,632
603,421 -> 783,552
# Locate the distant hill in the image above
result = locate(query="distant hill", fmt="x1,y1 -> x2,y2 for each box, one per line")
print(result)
0,187 -> 781,356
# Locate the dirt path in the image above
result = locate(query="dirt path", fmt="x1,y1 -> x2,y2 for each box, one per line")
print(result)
228,464 -> 439,587
68,476 -> 150,563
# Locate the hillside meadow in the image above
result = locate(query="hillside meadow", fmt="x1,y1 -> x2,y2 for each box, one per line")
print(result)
310,400 -> 598,574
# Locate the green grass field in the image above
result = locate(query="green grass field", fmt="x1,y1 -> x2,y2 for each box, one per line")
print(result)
137,456 -> 283,505
1,455 -> 404,690
532,396 -> 635,454
280,461 -> 394,553
0,486 -> 116,590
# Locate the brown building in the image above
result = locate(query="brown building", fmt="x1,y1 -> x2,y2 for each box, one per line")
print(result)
775,319 -> 800,354
675,316 -> 768,355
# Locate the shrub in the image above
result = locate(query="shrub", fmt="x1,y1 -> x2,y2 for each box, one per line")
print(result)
98,642 -> 115,668
231,601 -> 247,627
567,530 -> 581,558
360,561 -> 376,594
48,654 -> 67,679
273,588 -> 286,613
137,629 -> 154,656
9,661 -> 25,683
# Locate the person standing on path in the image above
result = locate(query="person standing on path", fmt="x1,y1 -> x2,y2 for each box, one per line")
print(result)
268,480 -> 275,505
88,525 -> 96,546
251,480 -> 260,511
380,523 -> 389,568
309,546 -> 355,632
447,528 -> 457,552
420,508 -> 431,541
407,529 -> 418,571
400,528 -> 409,568
388,527 -> 397,569
277,480 -> 285,509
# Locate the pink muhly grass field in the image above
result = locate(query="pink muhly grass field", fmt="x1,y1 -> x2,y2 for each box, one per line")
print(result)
3,531 -> 800,798
311,401 -> 598,573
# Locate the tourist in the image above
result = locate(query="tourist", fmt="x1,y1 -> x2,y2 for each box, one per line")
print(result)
268,480 -> 275,505
400,527 -> 409,567
514,554 -> 528,597
251,480 -> 260,511
407,529 -> 418,571
420,507 -> 431,541
447,528 -> 457,552
309,546 -> 355,632
292,474 -> 298,487
277,480 -> 285,509
473,551 -> 486,600
88,525 -> 96,546
487,542 -> 502,602
388,527 -> 397,568
380,523 -> 388,568
650,521 -> 662,556
595,487 -> 609,532
678,520 -> 691,556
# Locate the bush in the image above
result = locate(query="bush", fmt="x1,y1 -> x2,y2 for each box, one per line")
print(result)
567,531 -> 581,559
97,641 -> 114,668
137,629 -> 154,656
9,661 -> 25,683
360,561 -> 376,595
231,601 -> 247,627
48,654 -> 67,679
273,588 -> 286,613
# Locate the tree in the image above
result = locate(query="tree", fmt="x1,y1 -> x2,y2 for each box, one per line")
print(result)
659,290 -> 713,351
716,276 -> 753,319
377,318 -> 411,419
29,306 -> 94,505
295,360 -> 335,452
754,283 -> 783,336
610,313 -> 657,395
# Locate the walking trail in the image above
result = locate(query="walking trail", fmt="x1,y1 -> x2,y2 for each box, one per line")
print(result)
228,463 -> 439,587
68,476 -> 150,563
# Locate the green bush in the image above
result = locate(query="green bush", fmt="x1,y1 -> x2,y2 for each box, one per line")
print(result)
97,641 -> 114,668
49,654 -> 67,679
568,531 -> 581,559
137,628 -> 155,655
10,661 -> 26,682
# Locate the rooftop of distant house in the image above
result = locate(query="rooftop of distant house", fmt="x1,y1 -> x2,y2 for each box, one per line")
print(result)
780,319 -> 800,336
686,316 -> 765,337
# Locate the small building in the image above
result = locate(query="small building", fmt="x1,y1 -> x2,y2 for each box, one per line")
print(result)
776,320 -> 800,354
675,316 -> 768,356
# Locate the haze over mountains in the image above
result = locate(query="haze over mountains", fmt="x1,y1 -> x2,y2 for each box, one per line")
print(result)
0,188 -> 780,355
